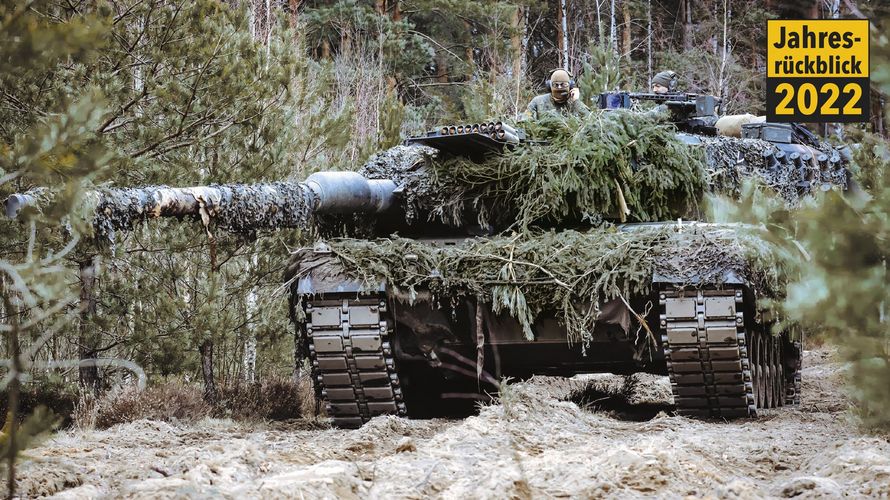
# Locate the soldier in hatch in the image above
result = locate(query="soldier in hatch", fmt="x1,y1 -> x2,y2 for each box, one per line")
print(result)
650,70 -> 678,94
647,70 -> 679,118
525,69 -> 590,119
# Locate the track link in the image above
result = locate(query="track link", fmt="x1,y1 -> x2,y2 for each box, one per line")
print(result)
305,294 -> 406,428
660,288 -> 757,418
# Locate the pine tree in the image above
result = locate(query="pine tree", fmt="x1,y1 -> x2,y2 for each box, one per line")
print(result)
0,2 -> 112,495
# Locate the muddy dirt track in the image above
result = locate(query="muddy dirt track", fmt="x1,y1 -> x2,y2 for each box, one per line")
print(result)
19,349 -> 890,499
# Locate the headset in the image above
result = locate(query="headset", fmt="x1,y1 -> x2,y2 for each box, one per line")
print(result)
544,68 -> 575,89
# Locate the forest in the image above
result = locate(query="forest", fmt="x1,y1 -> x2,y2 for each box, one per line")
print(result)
1,0 -> 889,497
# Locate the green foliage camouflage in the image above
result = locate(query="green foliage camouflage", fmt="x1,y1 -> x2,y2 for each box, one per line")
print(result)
428,111 -> 707,229
309,223 -> 783,346
0,2 -> 111,494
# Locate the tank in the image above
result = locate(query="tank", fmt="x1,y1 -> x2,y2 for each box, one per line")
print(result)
4,98 -> 850,428
283,105 -> 847,428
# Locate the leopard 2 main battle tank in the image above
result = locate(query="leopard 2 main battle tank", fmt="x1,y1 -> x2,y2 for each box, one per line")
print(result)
4,97 -> 850,428
283,98 -> 850,427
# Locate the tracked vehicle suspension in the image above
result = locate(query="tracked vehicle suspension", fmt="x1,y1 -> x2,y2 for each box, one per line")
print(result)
660,288 -> 757,418
305,293 -> 406,428
660,288 -> 800,418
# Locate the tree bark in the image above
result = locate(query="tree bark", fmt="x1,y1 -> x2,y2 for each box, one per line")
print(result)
647,0 -> 652,87
200,339 -> 218,403
622,0 -> 632,63
511,6 -> 523,78
610,0 -> 618,57
596,0 -> 603,46
321,38 -> 330,59
511,6 -> 526,118
681,0 -> 693,51
718,0 -> 729,103
463,20 -> 475,78
79,257 -> 101,395
558,0 -> 569,70
435,51 -> 449,83
288,0 -> 301,28
243,254 -> 259,383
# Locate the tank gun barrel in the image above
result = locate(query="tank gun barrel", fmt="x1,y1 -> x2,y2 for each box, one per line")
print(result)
4,172 -> 397,234
5,193 -> 37,219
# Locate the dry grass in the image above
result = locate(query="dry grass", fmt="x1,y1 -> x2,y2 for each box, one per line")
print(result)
73,377 -> 306,429
216,377 -> 304,421
76,383 -> 211,429
0,380 -> 79,427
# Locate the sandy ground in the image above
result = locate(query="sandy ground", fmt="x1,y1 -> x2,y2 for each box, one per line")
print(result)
18,349 -> 890,499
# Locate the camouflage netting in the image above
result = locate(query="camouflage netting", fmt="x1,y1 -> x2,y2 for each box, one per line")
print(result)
699,136 -> 847,206
90,183 -> 317,241
289,223 -> 784,346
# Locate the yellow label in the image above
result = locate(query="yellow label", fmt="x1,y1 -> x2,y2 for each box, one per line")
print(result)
767,20 -> 869,78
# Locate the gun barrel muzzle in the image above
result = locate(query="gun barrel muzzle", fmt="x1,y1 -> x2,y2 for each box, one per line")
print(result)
4,193 -> 36,219
304,172 -> 396,213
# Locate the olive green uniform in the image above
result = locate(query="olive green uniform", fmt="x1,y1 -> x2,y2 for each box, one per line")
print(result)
525,94 -> 591,120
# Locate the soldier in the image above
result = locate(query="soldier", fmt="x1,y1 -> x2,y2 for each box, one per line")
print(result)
651,70 -> 678,94
525,69 -> 590,119
646,70 -> 679,119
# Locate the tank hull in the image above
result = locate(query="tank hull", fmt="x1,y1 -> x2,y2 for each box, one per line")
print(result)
292,231 -> 801,428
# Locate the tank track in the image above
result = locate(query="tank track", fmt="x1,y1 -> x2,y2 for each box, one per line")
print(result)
660,287 -> 802,417
660,288 -> 757,418
305,293 -> 406,428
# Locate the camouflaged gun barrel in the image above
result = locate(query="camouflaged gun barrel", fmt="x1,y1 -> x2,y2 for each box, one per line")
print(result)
303,172 -> 396,213
3,172 -> 397,233
4,193 -> 36,219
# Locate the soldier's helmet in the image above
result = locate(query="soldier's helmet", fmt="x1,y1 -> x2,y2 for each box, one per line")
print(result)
652,70 -> 678,93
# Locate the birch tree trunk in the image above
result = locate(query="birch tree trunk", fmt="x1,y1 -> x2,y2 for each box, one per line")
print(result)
622,0 -> 631,63
718,0 -> 730,102
682,0 -> 693,51
610,0 -> 618,57
242,254 -> 259,383
596,0 -> 604,46
4,293 -> 22,498
511,6 -> 525,117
